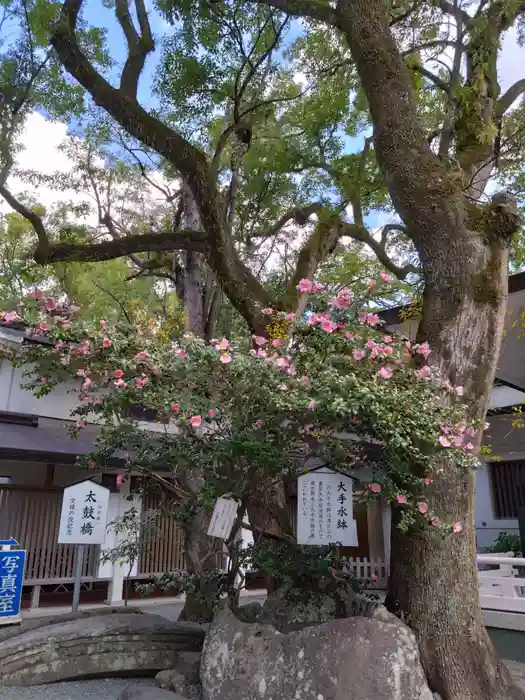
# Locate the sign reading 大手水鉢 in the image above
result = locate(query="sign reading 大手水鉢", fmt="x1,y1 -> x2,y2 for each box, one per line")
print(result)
297,468 -> 358,547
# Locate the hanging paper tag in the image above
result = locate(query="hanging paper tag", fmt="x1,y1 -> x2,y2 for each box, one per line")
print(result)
207,497 -> 239,540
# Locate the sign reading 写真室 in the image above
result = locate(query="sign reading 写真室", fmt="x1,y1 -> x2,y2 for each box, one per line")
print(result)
58,480 -> 110,545
0,549 -> 26,626
297,468 -> 358,547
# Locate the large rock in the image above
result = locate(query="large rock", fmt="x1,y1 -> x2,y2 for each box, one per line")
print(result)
0,611 -> 205,686
200,607 -> 433,700
155,650 -> 202,699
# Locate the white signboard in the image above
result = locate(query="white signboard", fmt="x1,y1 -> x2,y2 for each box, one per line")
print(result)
207,497 -> 239,540
297,469 -> 358,547
58,480 -> 110,545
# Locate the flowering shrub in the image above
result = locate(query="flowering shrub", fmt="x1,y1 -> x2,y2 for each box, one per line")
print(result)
0,279 -> 484,538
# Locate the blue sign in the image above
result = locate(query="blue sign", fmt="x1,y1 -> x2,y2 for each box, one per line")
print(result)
0,538 -> 18,547
0,549 -> 25,622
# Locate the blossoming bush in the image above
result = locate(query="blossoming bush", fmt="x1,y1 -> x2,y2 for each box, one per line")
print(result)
0,278 -> 484,584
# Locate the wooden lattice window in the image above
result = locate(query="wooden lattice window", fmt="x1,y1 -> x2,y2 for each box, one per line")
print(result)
490,460 -> 525,519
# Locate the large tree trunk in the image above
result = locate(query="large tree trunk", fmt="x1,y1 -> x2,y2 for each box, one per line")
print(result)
334,1 -> 523,696
177,186 -> 218,621
386,239 -> 523,700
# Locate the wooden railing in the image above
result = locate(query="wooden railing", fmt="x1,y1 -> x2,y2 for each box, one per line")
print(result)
137,492 -> 186,576
0,486 -> 99,582
477,553 -> 525,614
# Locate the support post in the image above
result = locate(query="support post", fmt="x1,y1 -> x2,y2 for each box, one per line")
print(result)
72,544 -> 86,613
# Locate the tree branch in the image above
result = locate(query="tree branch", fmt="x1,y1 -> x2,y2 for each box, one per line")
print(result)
430,0 -> 472,27
251,0 -> 338,25
252,202 -> 325,238
51,0 -> 274,334
115,0 -> 154,99
411,64 -> 451,93
0,184 -> 49,247
496,79 -> 525,118
340,222 -> 419,280
34,230 -> 208,265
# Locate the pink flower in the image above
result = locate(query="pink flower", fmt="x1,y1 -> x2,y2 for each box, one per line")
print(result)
81,378 -> 92,391
103,337 -> 112,348
307,400 -> 316,410
276,357 -> 289,368
297,279 -> 314,293
352,349 -> 366,361
320,319 -> 338,333
76,418 -> 86,428
415,342 -> 431,359
272,338 -> 283,347
424,477 -> 433,486
378,366 -> 393,379
39,322 -> 49,331
253,335 -> 267,346
369,278 -> 376,288
171,403 -> 180,414
208,409 -> 216,418
344,332 -> 355,341
220,353 -> 233,364
287,313 -> 296,320
439,435 -> 451,447
28,289 -> 42,300
381,346 -> 394,356
455,385 -> 464,396
135,351 -> 150,362
369,483 -> 382,494
261,308 -> 274,316
135,376 -> 149,388
464,442 -> 474,451
380,272 -> 392,283
215,338 -> 230,351
431,517 -> 441,527
113,369 -> 125,379
418,501 -> 429,514
382,336 -> 393,344
175,348 -> 189,360
452,521 -> 463,534
417,366 -> 432,379
2,311 -> 20,323
114,378 -> 127,388
359,312 -> 380,327
116,474 -> 123,486
396,494 -> 407,505
100,319 -> 108,329
189,415 -> 202,428
44,299 -> 57,311
312,282 -> 326,292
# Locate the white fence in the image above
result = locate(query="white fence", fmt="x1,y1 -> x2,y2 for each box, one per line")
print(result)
477,553 -> 525,615
345,557 -> 389,588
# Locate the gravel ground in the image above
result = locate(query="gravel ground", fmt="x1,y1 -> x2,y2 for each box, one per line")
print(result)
0,678 -> 156,700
